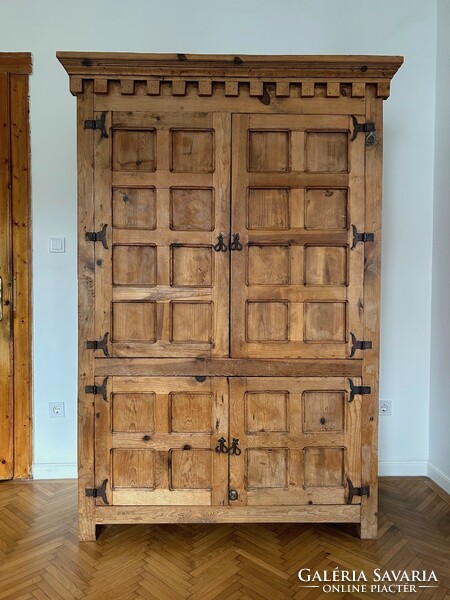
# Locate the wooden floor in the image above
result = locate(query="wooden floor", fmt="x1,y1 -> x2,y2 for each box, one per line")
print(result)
0,477 -> 448,600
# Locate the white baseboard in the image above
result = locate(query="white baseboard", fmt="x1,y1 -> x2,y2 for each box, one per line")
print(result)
378,460 -> 428,476
33,463 -> 77,479
427,462 -> 450,494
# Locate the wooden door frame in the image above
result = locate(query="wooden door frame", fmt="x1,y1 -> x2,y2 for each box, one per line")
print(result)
0,53 -> 32,479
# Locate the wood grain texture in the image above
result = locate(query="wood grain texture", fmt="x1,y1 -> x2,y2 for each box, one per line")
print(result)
0,477 -> 448,599
95,377 -> 228,511
231,113 -> 364,360
77,82 -> 96,541
0,52 -> 32,74
98,111 -> 230,358
0,62 -> 32,481
0,72 -> 13,480
359,85 -> 383,539
10,74 -> 32,478
57,52 -> 403,79
229,377 -> 362,507
94,358 -> 363,377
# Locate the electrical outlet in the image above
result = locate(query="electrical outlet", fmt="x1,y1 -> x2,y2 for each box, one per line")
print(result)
49,402 -> 65,418
379,400 -> 392,416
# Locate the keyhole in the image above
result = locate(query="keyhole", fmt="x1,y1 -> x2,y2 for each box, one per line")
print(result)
320,417 -> 326,425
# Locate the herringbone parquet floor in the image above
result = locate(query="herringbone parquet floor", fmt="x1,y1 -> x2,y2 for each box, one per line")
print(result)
0,477 -> 448,599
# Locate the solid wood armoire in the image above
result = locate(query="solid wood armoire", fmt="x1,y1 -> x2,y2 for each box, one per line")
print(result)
58,53 -> 402,541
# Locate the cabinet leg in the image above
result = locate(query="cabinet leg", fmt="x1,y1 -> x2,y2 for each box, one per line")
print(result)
358,499 -> 378,539
78,514 -> 97,542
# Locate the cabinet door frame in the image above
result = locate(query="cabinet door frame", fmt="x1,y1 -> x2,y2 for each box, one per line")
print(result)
230,113 -> 365,360
229,377 -> 363,508
93,111 -> 231,359
94,376 -> 229,507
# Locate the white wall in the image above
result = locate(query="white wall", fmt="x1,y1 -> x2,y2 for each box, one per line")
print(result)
429,0 -> 450,493
0,0 -> 437,478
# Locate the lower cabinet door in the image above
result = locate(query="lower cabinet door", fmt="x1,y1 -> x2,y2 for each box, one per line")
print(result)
94,376 -> 229,506
229,377 -> 363,507
93,375 -> 363,509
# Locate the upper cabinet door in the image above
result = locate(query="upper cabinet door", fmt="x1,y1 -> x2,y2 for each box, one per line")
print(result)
93,111 -> 230,358
231,113 -> 365,359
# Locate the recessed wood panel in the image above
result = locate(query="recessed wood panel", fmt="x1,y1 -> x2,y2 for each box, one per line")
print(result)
112,129 -> 156,171
246,449 -> 288,489
248,130 -> 290,172
171,302 -> 212,342
245,392 -> 288,433
171,246 -> 212,287
170,188 -> 214,231
112,449 -> 155,488
246,302 -> 288,342
303,447 -> 345,487
113,245 -> 156,286
247,188 -> 290,230
112,187 -> 156,229
305,132 -> 348,173
303,391 -> 345,433
170,393 -> 213,433
247,245 -> 290,286
304,302 -> 346,342
171,450 -> 212,489
171,129 -> 214,173
113,302 -> 156,342
304,246 -> 347,286
305,188 -> 347,230
112,393 -> 155,433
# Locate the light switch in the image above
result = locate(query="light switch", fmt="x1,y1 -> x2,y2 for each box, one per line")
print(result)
49,237 -> 66,253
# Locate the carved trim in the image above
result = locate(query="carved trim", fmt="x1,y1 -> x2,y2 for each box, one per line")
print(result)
57,52 -> 403,99
64,77 -> 395,99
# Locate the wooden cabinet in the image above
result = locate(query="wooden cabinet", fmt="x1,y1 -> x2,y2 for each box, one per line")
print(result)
58,53 -> 402,540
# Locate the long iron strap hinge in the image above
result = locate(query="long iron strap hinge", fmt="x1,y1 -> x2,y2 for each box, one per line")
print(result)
351,115 -> 376,146
348,378 -> 371,403
86,332 -> 110,357
84,111 -> 108,138
350,332 -> 373,358
351,225 -> 374,250
85,479 -> 109,505
84,377 -> 108,402
347,479 -> 370,504
85,224 -> 108,249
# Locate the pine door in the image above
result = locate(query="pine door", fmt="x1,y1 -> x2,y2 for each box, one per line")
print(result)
94,376 -> 229,506
92,111 -> 230,358
231,113 -> 365,359
94,376 -> 362,507
229,377 -> 363,506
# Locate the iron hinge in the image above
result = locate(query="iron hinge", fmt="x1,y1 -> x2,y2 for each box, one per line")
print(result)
347,478 -> 370,504
85,479 -> 109,504
351,115 -> 376,146
348,378 -> 371,403
86,332 -> 110,357
351,225 -> 374,250
350,332 -> 373,358
84,112 -> 108,138
85,377 -> 108,402
85,224 -> 108,249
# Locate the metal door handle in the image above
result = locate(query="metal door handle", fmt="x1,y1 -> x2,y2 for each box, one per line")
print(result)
215,437 -> 229,454
213,233 -> 228,252
229,233 -> 243,251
